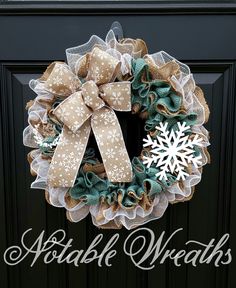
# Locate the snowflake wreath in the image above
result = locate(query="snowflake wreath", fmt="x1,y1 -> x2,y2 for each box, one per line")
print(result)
23,22 -> 210,229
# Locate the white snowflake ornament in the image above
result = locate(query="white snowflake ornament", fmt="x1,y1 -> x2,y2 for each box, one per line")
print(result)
142,122 -> 203,181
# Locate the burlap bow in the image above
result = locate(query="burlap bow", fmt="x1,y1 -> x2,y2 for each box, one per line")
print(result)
43,47 -> 133,187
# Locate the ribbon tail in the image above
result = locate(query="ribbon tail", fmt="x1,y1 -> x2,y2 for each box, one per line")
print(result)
47,121 -> 91,187
91,107 -> 133,182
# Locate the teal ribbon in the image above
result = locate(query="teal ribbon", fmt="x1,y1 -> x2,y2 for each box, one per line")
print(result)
131,58 -> 182,114
69,169 -> 108,205
69,154 -> 176,207
131,58 -> 197,131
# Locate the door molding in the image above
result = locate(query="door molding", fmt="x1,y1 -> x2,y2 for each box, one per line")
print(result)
1,1 -> 236,15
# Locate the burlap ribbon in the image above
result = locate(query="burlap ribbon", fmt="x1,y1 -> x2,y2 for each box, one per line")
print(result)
44,47 -> 133,187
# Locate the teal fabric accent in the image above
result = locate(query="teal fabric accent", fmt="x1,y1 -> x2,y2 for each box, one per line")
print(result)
131,58 -> 182,114
69,169 -> 108,205
131,58 -> 198,134
39,136 -> 57,156
81,148 -> 97,165
69,154 -> 176,207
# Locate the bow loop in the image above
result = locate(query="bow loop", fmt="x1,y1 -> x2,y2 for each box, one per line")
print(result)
86,47 -> 121,85
44,62 -> 81,97
54,91 -> 92,134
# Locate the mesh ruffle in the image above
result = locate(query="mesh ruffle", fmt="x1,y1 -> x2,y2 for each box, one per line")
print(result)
23,23 -> 210,229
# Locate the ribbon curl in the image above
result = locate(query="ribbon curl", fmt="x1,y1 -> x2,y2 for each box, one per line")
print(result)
44,47 -> 133,187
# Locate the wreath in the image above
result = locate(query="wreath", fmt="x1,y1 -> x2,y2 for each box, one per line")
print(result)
23,22 -> 210,229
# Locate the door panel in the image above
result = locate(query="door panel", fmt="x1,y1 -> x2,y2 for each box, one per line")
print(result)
0,3 -> 236,288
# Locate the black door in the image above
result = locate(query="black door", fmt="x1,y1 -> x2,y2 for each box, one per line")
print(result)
0,1 -> 236,288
